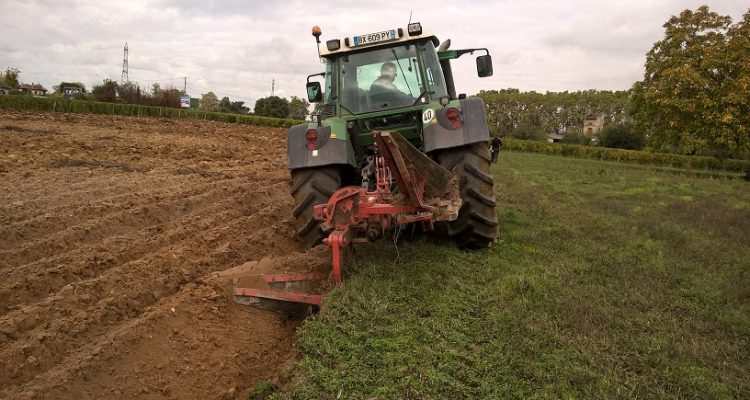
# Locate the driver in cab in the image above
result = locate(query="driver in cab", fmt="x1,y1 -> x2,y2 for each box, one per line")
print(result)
370,62 -> 412,106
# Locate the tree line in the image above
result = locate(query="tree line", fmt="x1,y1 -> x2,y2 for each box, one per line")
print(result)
479,6 -> 749,159
477,88 -> 630,139
1,69 -> 311,119
196,93 -> 310,119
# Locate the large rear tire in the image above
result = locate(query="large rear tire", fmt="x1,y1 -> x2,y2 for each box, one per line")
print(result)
435,142 -> 498,248
290,167 -> 342,249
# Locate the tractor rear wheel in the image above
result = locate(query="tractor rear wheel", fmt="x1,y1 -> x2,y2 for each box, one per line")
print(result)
436,142 -> 498,248
290,167 -> 342,248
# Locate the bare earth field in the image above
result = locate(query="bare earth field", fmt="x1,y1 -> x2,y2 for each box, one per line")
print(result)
0,111 -> 320,399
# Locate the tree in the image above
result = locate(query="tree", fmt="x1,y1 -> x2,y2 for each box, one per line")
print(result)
254,96 -> 290,118
219,96 -> 231,112
199,92 -> 220,112
117,82 -> 141,104
288,96 -> 310,119
0,67 -> 20,88
150,87 -> 181,108
218,96 -> 249,114
231,101 -> 249,114
91,79 -> 118,102
599,123 -> 645,150
719,10 -> 750,158
511,124 -> 546,141
629,6 -> 749,158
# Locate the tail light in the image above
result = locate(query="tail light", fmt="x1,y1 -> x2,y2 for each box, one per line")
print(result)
306,129 -> 318,150
445,107 -> 462,129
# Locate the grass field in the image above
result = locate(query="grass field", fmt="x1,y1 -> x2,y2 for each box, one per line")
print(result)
271,151 -> 749,399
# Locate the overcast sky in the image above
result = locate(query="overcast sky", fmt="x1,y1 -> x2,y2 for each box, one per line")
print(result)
1,1 -> 747,108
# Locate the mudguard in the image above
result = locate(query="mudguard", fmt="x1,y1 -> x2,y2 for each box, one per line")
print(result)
423,97 -> 490,153
287,124 -> 355,170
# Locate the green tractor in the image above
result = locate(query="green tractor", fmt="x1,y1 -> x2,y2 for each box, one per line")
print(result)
288,22 -> 498,249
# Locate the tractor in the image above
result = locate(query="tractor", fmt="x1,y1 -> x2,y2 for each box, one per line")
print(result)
292,22 -> 498,248
233,22 -> 498,310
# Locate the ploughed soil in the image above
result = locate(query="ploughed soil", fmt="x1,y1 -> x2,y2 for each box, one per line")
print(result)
0,111 -> 328,399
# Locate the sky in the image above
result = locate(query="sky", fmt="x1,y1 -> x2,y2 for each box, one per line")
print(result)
1,0 -> 747,109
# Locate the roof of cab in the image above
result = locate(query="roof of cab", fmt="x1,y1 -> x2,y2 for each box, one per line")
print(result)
320,28 -> 440,58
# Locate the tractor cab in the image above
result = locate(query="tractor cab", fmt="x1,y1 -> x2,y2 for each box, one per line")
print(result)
306,23 -> 493,123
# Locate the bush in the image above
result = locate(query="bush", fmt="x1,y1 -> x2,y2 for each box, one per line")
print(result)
511,124 -> 547,141
502,138 -> 749,172
561,131 -> 592,145
0,95 -> 304,129
599,123 -> 645,150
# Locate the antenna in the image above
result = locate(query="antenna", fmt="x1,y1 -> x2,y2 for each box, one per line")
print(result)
183,77 -> 187,94
408,11 -> 413,25
121,42 -> 129,85
272,79 -> 275,96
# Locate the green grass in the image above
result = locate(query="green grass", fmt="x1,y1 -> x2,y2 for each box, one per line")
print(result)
281,152 -> 749,399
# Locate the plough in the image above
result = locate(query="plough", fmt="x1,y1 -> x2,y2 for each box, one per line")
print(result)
233,130 -> 461,312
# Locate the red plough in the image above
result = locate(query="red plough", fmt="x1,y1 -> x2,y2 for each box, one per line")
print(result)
233,131 -> 461,312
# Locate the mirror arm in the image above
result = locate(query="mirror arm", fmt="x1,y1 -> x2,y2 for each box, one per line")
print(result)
307,72 -> 325,83
454,48 -> 490,58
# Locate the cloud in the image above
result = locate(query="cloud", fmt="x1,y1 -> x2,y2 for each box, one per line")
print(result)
1,0 -> 748,107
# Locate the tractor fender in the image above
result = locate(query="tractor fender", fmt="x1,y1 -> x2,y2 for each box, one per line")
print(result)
423,97 -> 490,153
287,123 -> 355,170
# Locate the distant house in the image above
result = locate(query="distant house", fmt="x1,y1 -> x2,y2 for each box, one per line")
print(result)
548,133 -> 564,143
583,113 -> 605,135
0,82 -> 10,95
19,83 -> 48,96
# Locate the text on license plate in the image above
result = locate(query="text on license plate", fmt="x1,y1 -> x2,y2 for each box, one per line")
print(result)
352,29 -> 399,47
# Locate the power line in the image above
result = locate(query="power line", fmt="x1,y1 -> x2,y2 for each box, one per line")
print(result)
130,77 -> 187,83
188,82 -> 251,101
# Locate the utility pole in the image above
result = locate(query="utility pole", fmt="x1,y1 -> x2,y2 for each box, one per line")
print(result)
183,77 -> 187,94
271,79 -> 275,97
121,42 -> 129,85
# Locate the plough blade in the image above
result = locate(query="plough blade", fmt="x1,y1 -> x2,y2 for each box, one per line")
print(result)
220,255 -> 331,314
233,274 -> 327,313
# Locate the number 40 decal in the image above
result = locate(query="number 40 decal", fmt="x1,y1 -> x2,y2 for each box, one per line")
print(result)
422,108 -> 435,125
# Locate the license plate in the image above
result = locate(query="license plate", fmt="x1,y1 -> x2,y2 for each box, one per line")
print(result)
350,29 -> 400,47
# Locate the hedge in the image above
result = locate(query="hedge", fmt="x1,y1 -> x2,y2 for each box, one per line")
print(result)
2,96 -> 746,173
503,138 -> 750,173
0,95 -> 305,129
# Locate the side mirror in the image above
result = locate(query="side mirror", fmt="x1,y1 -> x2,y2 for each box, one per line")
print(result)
306,82 -> 323,102
476,55 -> 493,77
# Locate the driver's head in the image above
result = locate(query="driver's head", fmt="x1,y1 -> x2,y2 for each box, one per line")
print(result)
380,62 -> 397,81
